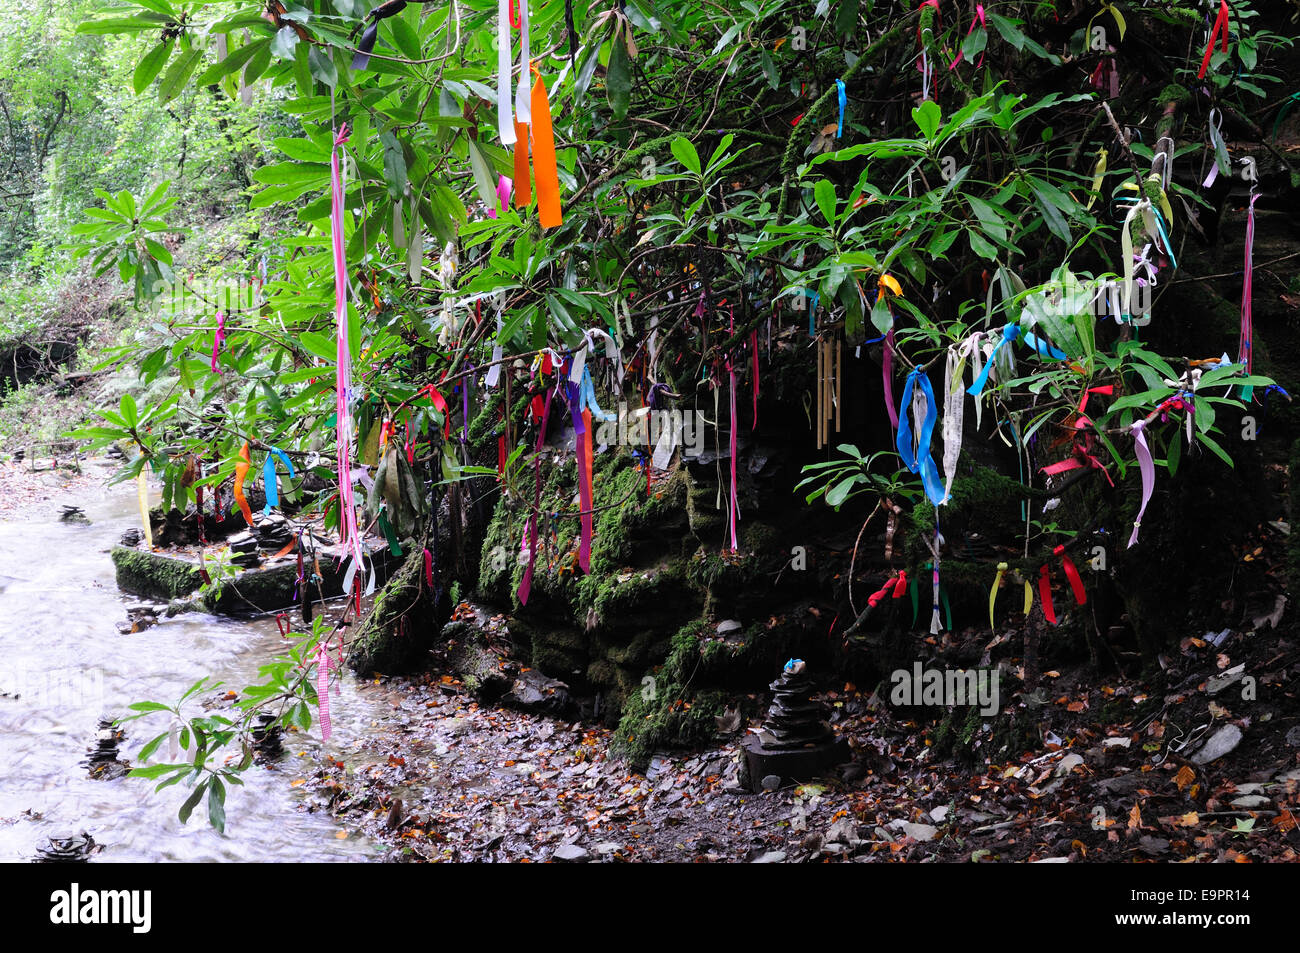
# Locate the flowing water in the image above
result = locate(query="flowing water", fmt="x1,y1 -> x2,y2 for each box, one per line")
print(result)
0,461 -> 380,862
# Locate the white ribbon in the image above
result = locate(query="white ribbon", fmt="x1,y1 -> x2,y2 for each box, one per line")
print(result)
941,344 -> 966,504
514,0 -> 532,124
497,0 -> 516,146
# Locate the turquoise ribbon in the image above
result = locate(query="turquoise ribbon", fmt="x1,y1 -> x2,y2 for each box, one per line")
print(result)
1022,331 -> 1066,360
579,366 -> 616,422
896,368 -> 947,506
968,323 -> 1020,397
263,446 -> 296,514
836,78 -> 846,138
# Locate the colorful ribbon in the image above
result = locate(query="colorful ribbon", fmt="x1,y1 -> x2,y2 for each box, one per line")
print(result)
262,446 -> 296,515
868,570 -> 908,609
1038,563 -> 1057,625
941,344 -> 966,505
137,466 -> 152,550
314,638 -> 336,741
331,123 -> 364,569
1240,191 -> 1259,401
989,561 -> 1008,631
516,388 -> 551,604
1197,0 -> 1230,80
233,441 -> 255,527
968,323 -> 1020,397
210,312 -> 225,373
529,65 -> 563,228
513,0 -> 532,126
896,368 -> 946,506
1041,385 -> 1115,487
1053,543 -> 1087,606
949,3 -> 987,69
1127,418 -> 1154,548
497,0 -> 516,146
835,78 -> 846,138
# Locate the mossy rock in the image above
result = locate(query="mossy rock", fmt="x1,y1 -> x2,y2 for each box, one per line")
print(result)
111,546 -> 202,601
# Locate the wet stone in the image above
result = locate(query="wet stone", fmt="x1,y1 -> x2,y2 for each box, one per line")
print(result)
33,832 -> 101,863
83,717 -> 129,780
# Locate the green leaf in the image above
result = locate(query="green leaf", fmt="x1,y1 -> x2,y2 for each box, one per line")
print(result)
606,38 -> 632,120
208,778 -> 227,832
179,779 -> 208,825
911,100 -> 941,140
814,180 -> 836,228
158,47 -> 202,105
134,40 -> 173,94
271,25 -> 301,61
308,45 -> 338,88
670,137 -> 701,176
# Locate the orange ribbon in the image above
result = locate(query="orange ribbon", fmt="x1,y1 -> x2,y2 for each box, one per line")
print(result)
529,65 -> 562,229
234,441 -> 256,527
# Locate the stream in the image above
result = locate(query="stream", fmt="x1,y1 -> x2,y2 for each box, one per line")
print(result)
0,459 -> 381,862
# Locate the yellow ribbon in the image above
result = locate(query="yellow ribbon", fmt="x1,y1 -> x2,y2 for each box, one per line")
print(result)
989,561 -> 1007,631
1023,578 -> 1034,616
1086,147 -> 1107,210
137,468 -> 152,550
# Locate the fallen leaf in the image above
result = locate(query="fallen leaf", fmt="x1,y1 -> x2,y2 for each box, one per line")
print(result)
1174,765 -> 1195,791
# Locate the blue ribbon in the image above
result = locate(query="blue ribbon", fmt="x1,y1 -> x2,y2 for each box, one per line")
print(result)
579,366 -> 616,423
968,323 -> 1020,397
262,446 -> 296,515
835,79 -> 846,138
1022,331 -> 1067,361
896,369 -> 947,506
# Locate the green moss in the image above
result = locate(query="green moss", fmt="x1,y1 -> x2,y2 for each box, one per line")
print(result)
609,619 -> 725,770
111,546 -> 202,601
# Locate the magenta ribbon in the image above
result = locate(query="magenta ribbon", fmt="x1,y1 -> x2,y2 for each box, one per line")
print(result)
883,327 -> 899,429
1240,192 -> 1258,384
491,175 -> 512,218
517,383 -> 554,606
1127,419 -> 1154,548
331,124 -> 363,568
727,361 -> 740,551
210,312 -> 226,373
949,3 -> 986,69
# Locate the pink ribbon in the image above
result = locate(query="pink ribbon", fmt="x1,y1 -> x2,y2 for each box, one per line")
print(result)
490,175 -> 512,219
949,4 -> 986,69
727,361 -> 740,551
315,639 -> 335,741
1127,419 -> 1154,548
210,312 -> 226,373
1240,192 -> 1258,376
331,124 -> 364,567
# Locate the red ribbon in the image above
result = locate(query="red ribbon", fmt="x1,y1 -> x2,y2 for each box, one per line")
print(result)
423,547 -> 433,587
1197,0 -> 1230,80
1041,386 -> 1114,487
1038,564 -> 1057,625
517,383 -> 553,606
867,570 -> 910,608
1053,544 -> 1087,606
425,384 -> 451,437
